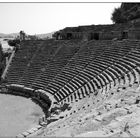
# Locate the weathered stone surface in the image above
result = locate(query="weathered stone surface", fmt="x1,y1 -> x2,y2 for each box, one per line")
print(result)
129,125 -> 140,137
35,125 -> 42,129
30,127 -> 38,131
75,130 -> 106,137
27,129 -> 35,134
16,134 -> 24,138
22,131 -> 30,136
29,83 -> 140,137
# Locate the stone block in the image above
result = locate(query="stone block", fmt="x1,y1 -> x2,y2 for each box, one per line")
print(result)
129,125 -> 140,137
30,127 -> 38,131
16,134 -> 24,138
27,129 -> 35,134
22,131 -> 30,136
36,125 -> 42,129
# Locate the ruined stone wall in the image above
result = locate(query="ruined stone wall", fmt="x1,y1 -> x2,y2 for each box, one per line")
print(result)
53,19 -> 140,41
129,30 -> 140,39
100,31 -> 124,40
55,32 -> 83,40
100,32 -> 113,40
112,31 -> 123,39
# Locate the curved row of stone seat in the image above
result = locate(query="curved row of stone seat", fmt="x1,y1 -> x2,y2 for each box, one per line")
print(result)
30,40 -> 83,89
58,65 -> 138,104
51,41 -> 139,100
6,40 -> 44,84
18,40 -> 60,86
51,41 -> 140,102
47,41 -> 125,93
43,79 -> 140,137
38,41 -> 140,136
6,40 -> 64,86
4,39 -> 85,105
6,39 -> 61,85
58,65 -> 140,105
44,41 -> 114,95
5,39 -> 140,105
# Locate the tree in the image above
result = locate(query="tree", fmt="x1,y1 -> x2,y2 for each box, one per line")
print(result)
111,3 -> 140,23
111,7 -> 127,23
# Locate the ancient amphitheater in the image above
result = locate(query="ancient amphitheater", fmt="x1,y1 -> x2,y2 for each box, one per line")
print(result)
1,6 -> 140,137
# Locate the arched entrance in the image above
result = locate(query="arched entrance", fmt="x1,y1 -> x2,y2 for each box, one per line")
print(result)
89,33 -> 100,40
67,33 -> 73,39
93,33 -> 99,40
122,31 -> 128,39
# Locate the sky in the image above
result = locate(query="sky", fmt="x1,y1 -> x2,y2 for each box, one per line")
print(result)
0,3 -> 121,35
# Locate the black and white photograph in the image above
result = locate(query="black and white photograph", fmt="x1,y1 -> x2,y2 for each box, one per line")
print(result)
0,1 -> 140,138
